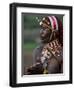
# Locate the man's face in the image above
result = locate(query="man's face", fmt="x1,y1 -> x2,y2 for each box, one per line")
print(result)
40,27 -> 51,41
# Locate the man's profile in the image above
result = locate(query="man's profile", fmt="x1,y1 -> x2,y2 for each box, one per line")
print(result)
26,16 -> 63,75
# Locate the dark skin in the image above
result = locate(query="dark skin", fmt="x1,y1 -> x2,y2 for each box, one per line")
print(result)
26,63 -> 44,75
26,27 -> 51,74
26,22 -> 63,74
40,25 -> 52,43
40,29 -> 50,41
26,28 -> 50,75
40,27 -> 58,43
41,27 -> 63,73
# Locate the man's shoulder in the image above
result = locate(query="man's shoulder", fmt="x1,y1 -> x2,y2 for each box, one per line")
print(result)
33,44 -> 44,56
32,44 -> 44,62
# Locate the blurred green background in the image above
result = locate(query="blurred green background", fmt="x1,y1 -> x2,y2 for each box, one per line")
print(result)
22,13 -> 63,75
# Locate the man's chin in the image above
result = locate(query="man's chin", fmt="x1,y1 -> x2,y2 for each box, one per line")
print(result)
41,37 -> 45,40
41,38 -> 49,43
40,36 -> 46,39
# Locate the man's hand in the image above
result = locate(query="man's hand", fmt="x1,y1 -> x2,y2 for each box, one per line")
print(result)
26,63 -> 44,75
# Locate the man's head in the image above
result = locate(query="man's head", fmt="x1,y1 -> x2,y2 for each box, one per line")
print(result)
39,17 -> 52,43
39,16 -> 63,45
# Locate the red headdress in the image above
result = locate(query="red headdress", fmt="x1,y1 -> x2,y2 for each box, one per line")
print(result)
39,16 -> 63,46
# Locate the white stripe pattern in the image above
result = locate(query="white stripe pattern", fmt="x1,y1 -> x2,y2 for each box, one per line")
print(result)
48,16 -> 58,31
48,16 -> 54,30
52,16 -> 58,30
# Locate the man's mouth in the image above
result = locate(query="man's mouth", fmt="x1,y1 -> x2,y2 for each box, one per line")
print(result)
41,34 -> 45,37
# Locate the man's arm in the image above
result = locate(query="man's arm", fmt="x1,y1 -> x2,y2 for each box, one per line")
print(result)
26,45 -> 44,75
32,45 -> 42,64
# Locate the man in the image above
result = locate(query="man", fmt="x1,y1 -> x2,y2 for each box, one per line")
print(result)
27,16 -> 63,74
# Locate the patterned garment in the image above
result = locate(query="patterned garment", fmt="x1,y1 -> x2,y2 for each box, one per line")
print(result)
33,39 -> 63,74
